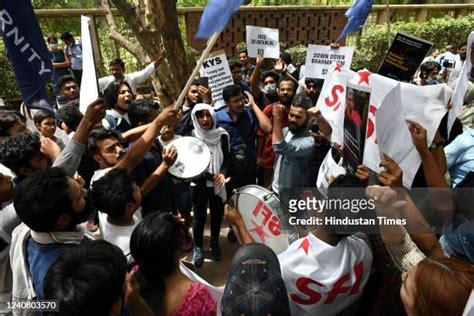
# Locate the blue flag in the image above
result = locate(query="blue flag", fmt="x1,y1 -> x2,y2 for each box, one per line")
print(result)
0,0 -> 54,112
337,0 -> 374,41
195,0 -> 244,40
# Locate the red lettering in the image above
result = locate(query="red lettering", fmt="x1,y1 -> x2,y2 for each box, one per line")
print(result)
261,205 -> 272,225
366,119 -> 375,139
291,262 -> 366,306
324,85 -> 344,107
350,262 -> 364,294
252,200 -> 263,217
366,105 -> 377,139
268,215 -> 282,236
325,272 -> 351,304
290,277 -> 325,305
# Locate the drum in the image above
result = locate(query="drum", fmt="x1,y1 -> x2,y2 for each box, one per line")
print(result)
231,185 -> 299,255
168,136 -> 211,180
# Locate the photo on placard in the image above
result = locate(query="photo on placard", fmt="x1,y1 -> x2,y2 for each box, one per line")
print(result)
343,83 -> 371,174
378,32 -> 433,82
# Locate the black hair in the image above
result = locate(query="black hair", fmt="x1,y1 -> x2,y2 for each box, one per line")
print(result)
262,70 -> 280,83
190,79 -> 200,87
87,128 -> 123,155
33,110 -> 55,126
228,59 -> 243,71
104,80 -> 134,110
222,84 -> 243,102
47,35 -> 57,44
44,240 -> 127,316
326,174 -> 370,235
238,49 -> 248,55
56,101 -> 83,132
420,61 -> 440,79
130,212 -> 182,314
278,76 -> 298,89
128,99 -> 160,128
91,169 -> 135,219
292,93 -> 313,111
305,77 -> 324,88
58,75 -> 77,90
280,51 -> 292,65
14,167 -> 72,232
459,42 -> 468,49
329,174 -> 364,189
0,133 -> 41,176
0,110 -> 26,137
109,58 -> 125,69
60,32 -> 74,42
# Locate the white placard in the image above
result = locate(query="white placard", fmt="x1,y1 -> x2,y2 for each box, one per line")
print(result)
316,149 -> 346,196
199,51 -> 234,108
246,25 -> 280,59
304,45 -> 354,79
79,15 -> 99,114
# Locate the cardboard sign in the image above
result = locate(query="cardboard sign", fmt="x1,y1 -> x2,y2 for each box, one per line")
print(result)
316,148 -> 346,196
199,50 -> 234,107
246,25 -> 280,59
378,32 -> 433,82
305,45 -> 354,79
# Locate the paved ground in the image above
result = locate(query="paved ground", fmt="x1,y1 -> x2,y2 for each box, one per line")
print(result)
181,224 -> 240,288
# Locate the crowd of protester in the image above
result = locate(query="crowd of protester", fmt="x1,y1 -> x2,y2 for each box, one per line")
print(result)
0,32 -> 472,316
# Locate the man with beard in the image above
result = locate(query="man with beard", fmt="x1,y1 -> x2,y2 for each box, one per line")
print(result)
446,42 -> 467,89
175,79 -> 212,136
272,93 -> 315,194
304,78 -> 324,106
256,78 -> 297,187
88,106 -> 180,183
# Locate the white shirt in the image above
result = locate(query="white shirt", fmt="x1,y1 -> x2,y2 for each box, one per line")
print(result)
98,210 -> 142,259
101,109 -> 132,130
98,62 -> 156,93
278,233 -> 372,316
90,167 -> 113,185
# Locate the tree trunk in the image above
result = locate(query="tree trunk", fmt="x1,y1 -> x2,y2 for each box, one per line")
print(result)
104,0 -> 190,105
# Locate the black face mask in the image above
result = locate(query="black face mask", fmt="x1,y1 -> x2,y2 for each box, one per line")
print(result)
67,194 -> 95,231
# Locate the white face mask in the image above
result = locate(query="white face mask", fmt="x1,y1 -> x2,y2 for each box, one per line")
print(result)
49,43 -> 58,51
264,83 -> 277,95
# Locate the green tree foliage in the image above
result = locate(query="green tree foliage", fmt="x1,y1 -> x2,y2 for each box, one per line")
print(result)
352,15 -> 474,71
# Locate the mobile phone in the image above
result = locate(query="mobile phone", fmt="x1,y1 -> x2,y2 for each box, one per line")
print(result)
310,123 -> 320,133
199,76 -> 209,88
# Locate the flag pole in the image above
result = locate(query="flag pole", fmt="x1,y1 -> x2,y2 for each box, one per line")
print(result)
386,0 -> 391,49
174,32 -> 221,108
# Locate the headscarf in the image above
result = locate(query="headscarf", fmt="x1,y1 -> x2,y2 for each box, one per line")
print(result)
191,103 -> 229,201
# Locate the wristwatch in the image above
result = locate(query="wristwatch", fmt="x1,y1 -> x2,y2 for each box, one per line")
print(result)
429,140 -> 445,150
